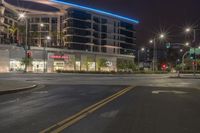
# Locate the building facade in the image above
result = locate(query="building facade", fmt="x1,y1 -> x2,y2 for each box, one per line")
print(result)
0,0 -> 139,73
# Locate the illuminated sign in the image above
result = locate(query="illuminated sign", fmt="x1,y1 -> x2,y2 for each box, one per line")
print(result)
49,54 -> 69,61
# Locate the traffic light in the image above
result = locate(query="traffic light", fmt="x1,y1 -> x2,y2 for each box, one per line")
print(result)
26,51 -> 32,59
161,64 -> 167,71
192,61 -> 196,65
162,64 -> 167,69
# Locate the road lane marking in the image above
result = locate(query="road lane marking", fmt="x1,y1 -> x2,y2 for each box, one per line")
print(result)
152,90 -> 188,94
32,91 -> 48,94
0,98 -> 19,105
39,86 -> 134,133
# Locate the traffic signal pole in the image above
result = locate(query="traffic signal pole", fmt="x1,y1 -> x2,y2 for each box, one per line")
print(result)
181,51 -> 189,71
193,29 -> 196,77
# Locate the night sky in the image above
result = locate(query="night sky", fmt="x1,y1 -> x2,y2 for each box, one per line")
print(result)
9,0 -> 200,46
61,0 -> 200,46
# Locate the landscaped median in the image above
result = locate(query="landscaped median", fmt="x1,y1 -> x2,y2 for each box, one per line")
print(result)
0,80 -> 37,95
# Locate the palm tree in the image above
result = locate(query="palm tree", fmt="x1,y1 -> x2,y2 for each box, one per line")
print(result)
8,25 -> 17,43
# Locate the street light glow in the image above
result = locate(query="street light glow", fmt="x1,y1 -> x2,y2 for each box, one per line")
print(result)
159,33 -> 165,39
149,39 -> 153,44
40,23 -> 44,27
180,49 -> 183,52
46,36 -> 51,40
185,42 -> 190,46
141,47 -> 145,51
185,27 -> 191,33
18,13 -> 26,19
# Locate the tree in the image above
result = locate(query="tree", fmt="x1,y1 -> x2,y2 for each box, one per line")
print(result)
117,59 -> 136,72
21,56 -> 33,73
96,58 -> 108,71
8,25 -> 18,43
175,64 -> 182,71
82,56 -> 94,71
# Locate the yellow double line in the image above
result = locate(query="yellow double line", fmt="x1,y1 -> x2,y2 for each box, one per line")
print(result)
39,86 -> 133,133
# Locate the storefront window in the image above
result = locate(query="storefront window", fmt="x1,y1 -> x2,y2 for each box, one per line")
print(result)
75,61 -> 81,71
88,62 -> 95,71
54,61 -> 65,71
32,61 -> 44,73
10,60 -> 25,72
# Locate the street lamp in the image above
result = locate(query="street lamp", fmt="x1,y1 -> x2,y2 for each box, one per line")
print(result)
46,36 -> 51,40
141,47 -> 145,51
184,26 -> 198,76
18,12 -> 28,49
159,33 -> 165,39
43,36 -> 51,73
18,13 -> 26,20
180,49 -> 183,53
39,23 -> 44,47
149,33 -> 166,72
40,23 -> 44,27
149,40 -> 153,44
185,42 -> 190,46
185,27 -> 191,33
18,12 -> 29,72
138,47 -> 145,70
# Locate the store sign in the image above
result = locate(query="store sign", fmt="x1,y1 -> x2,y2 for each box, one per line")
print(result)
49,54 -> 69,61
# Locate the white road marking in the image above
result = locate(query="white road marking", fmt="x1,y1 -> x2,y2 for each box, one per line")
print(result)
32,91 -> 48,94
152,90 -> 188,94
100,110 -> 119,118
0,98 -> 19,105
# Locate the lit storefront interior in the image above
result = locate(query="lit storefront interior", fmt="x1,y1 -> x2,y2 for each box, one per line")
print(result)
10,59 -> 24,72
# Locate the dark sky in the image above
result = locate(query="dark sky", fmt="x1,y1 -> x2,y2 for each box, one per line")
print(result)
61,0 -> 200,46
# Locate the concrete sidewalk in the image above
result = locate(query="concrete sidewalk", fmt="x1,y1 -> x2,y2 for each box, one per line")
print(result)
0,80 -> 37,94
170,74 -> 200,79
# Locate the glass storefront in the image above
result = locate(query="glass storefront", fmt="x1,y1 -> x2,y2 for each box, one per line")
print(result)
54,61 -> 65,71
75,61 -> 81,71
32,61 -> 45,73
10,60 -> 25,72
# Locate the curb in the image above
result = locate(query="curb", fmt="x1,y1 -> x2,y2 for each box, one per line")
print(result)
169,76 -> 200,79
0,84 -> 38,95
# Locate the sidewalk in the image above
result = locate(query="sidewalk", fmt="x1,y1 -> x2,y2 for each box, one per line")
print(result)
0,80 -> 37,94
170,74 -> 200,79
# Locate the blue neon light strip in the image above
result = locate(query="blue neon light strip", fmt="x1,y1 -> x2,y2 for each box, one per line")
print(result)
51,0 -> 139,24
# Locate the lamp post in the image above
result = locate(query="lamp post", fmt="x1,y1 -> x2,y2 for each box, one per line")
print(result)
180,42 -> 196,72
149,33 -> 166,72
184,27 -> 198,76
18,12 -> 29,72
149,39 -> 156,72
43,36 -> 51,73
138,47 -> 145,70
18,12 -> 28,50
39,23 -> 44,47
181,51 -> 189,71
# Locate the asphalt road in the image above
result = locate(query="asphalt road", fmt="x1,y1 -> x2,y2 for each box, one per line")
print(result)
0,85 -> 126,133
63,86 -> 200,133
0,73 -> 200,133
